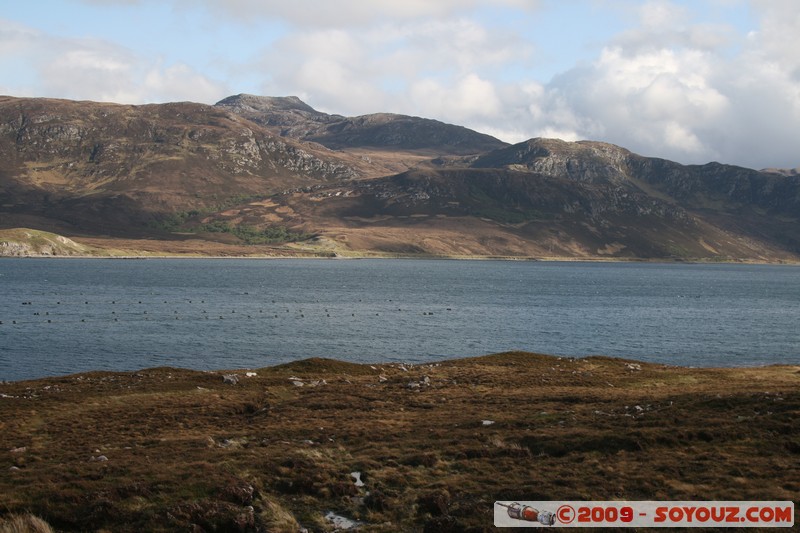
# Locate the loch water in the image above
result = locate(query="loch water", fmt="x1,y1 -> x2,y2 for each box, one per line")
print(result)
1,258 -> 799,381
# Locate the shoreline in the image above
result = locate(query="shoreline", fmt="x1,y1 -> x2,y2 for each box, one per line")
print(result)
3,228 -> 798,264
2,252 -> 799,265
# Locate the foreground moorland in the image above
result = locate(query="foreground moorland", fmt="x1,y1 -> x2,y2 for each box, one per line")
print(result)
1,352 -> 799,531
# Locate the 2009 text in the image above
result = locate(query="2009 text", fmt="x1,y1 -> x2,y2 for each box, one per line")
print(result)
494,501 -> 794,528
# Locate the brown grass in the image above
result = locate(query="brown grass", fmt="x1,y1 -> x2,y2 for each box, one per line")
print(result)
1,352 -> 798,531
0,515 -> 54,533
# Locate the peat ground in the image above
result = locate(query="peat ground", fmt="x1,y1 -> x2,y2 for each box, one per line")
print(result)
1,352 -> 798,531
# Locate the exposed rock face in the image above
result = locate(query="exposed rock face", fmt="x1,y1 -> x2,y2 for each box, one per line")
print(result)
473,138 -> 633,184
0,229 -> 88,256
0,241 -> 37,256
472,137 -> 800,214
627,158 -> 800,213
216,94 -> 322,116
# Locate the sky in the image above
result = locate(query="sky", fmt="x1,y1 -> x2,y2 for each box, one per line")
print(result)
0,0 -> 798,170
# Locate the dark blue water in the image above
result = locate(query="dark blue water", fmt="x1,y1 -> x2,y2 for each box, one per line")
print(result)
1,258 -> 799,381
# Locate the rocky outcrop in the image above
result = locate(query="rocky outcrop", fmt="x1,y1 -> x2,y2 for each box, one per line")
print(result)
0,229 -> 88,256
627,157 -> 800,214
473,137 -> 800,216
472,138 -> 632,184
216,94 -> 507,155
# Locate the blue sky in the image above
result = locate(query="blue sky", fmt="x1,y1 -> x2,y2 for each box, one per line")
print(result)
1,0 -> 797,169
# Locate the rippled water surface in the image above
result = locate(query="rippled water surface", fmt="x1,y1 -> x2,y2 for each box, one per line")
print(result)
1,258 -> 799,380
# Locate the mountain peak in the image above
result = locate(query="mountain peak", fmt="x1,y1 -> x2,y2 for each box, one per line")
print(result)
215,95 -> 506,155
471,137 -> 632,182
215,94 -> 320,115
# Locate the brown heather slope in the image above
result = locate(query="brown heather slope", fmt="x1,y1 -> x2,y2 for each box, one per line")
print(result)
1,95 -> 800,260
0,96 -> 369,238
1,352 -> 798,531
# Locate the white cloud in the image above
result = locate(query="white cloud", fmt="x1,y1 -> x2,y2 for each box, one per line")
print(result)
410,73 -> 501,120
749,0 -> 800,75
527,48 -> 728,162
184,0 -> 539,27
42,43 -> 228,104
260,16 -> 531,118
638,0 -> 689,29
141,63 -> 228,103
0,18 -> 38,54
0,18 -> 227,104
488,0 -> 799,169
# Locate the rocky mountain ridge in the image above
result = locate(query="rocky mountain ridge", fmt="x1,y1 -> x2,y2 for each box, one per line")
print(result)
0,94 -> 798,260
473,137 -> 800,214
215,94 -> 508,155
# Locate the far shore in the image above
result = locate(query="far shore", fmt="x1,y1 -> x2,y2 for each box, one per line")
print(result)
3,227 -> 799,263
2,251 -> 799,265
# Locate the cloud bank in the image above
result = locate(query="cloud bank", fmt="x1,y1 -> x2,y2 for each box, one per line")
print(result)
0,17 -> 227,104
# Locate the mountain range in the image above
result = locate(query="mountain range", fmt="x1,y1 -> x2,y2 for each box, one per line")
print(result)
1,94 -> 798,260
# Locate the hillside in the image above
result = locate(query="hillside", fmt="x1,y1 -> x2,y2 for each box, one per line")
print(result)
0,228 -> 94,256
0,96 -> 369,237
1,95 -> 798,260
215,94 -> 508,155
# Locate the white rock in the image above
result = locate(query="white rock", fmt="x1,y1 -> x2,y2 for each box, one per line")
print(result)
482,420 -> 495,426
350,471 -> 365,487
324,511 -> 361,530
